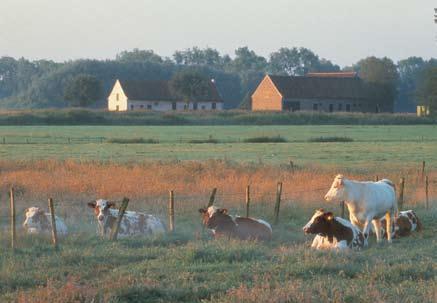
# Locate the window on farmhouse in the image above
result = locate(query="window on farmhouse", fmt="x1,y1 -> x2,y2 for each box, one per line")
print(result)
313,104 -> 318,111
338,104 -> 343,111
346,104 -> 351,112
140,104 -> 144,109
329,104 -> 334,112
130,104 -> 134,110
193,102 -> 198,110
212,103 -> 216,110
116,93 -> 119,101
172,102 -> 177,110
147,104 -> 152,110
201,105 -> 206,110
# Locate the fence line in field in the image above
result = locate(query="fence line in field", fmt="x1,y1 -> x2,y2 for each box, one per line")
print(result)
2,174 -> 435,250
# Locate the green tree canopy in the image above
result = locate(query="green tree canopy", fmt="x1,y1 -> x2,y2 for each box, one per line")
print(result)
116,49 -> 164,64
355,57 -> 399,112
170,70 -> 211,106
416,66 -> 437,114
64,74 -> 102,107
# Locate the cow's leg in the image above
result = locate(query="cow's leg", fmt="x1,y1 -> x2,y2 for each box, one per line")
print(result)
362,219 -> 372,241
371,219 -> 382,243
385,211 -> 393,243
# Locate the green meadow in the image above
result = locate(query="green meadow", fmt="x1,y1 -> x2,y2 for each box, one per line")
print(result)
0,204 -> 435,302
0,125 -> 436,168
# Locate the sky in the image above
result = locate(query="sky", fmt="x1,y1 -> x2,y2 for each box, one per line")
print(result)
0,0 -> 436,67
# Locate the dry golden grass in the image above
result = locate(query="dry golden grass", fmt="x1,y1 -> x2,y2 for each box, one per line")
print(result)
0,160 -> 434,210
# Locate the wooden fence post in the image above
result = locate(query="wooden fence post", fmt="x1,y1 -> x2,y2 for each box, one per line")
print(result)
274,182 -> 283,225
110,197 -> 129,241
168,190 -> 175,232
207,188 -> 217,207
422,161 -> 426,181
245,185 -> 250,217
425,176 -> 429,210
340,201 -> 345,219
289,161 -> 295,173
374,175 -> 379,182
398,177 -> 405,210
10,187 -> 16,250
48,198 -> 58,249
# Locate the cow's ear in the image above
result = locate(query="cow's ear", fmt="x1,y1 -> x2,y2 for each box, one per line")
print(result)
325,212 -> 334,221
198,208 -> 207,214
219,208 -> 228,214
87,201 -> 96,208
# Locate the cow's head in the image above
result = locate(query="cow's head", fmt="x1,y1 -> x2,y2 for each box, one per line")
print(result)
198,206 -> 230,229
23,207 -> 50,233
87,199 -> 116,232
302,209 -> 334,235
324,174 -> 346,202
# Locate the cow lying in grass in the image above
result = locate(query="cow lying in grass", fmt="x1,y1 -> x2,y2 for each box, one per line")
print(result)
87,199 -> 165,237
198,206 -> 272,241
379,210 -> 422,238
303,209 -> 367,250
324,175 -> 397,243
23,207 -> 68,235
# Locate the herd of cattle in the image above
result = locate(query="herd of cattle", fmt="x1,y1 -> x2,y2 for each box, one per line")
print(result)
22,175 -> 422,251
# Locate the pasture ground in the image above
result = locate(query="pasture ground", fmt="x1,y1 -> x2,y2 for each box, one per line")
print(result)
1,203 -> 436,303
0,124 -> 436,302
0,125 -> 436,168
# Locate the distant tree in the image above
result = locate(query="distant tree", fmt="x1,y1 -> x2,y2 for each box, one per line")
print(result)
173,47 -> 230,69
116,49 -> 163,64
64,74 -> 102,107
269,47 -> 339,76
355,57 -> 399,112
227,47 -> 267,73
396,57 -> 426,112
170,70 -> 211,108
416,66 -> 437,114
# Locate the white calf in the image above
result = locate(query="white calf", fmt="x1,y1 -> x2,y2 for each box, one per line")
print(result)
23,207 -> 68,235
324,175 -> 397,243
87,199 -> 165,237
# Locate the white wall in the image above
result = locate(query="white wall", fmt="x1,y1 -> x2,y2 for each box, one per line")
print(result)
126,100 -> 223,111
107,80 -> 128,111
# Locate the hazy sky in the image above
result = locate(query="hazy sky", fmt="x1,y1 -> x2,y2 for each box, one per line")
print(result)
1,0 -> 436,67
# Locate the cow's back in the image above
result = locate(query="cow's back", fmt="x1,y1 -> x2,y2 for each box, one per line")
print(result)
234,217 -> 272,241
350,181 -> 397,219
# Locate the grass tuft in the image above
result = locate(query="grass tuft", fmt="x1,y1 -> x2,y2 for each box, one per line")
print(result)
308,136 -> 354,143
243,136 -> 287,143
106,138 -> 159,144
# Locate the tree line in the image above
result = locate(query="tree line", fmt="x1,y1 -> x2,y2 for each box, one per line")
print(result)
0,47 -> 436,111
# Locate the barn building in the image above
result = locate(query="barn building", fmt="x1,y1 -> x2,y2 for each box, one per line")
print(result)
251,73 -> 391,113
108,79 -> 223,111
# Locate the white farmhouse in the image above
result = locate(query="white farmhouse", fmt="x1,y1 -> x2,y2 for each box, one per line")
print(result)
108,79 -> 223,111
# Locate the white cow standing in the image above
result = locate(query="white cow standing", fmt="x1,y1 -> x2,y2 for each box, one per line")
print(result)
324,175 -> 397,243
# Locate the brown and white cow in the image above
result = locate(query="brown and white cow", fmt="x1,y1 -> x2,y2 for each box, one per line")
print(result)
303,209 -> 367,250
23,207 -> 68,235
198,206 -> 272,241
379,210 -> 422,238
87,199 -> 165,237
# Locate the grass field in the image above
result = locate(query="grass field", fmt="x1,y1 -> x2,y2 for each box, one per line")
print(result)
0,125 -> 436,168
0,124 -> 436,302
1,202 -> 436,302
